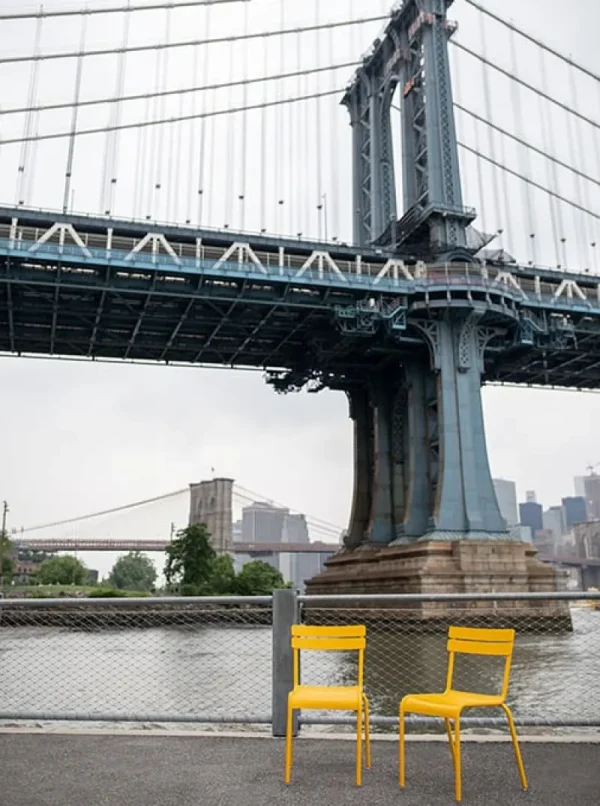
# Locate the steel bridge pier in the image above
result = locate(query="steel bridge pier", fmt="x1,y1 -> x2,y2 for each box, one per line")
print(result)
345,315 -> 507,548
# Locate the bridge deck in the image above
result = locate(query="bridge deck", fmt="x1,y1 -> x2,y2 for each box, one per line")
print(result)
16,538 -> 338,554
1,732 -> 598,806
1,207 -> 600,387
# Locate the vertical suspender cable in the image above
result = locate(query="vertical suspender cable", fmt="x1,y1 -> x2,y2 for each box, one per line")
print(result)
100,2 -> 130,215
133,105 -> 148,218
538,49 -> 561,265
224,39 -> 235,227
292,28 -> 302,236
586,69 -> 600,273
239,0 -> 249,231
174,89 -> 184,223
302,28 -> 310,237
276,2 -> 285,235
204,80 -> 216,228
16,12 -> 43,207
197,3 -> 213,225
142,48 -> 162,218
464,31 -> 488,243
509,24 -> 534,264
146,11 -> 166,218
186,19 -> 200,223
287,28 -> 297,235
260,34 -> 268,232
62,16 -> 88,213
285,17 -> 294,235
479,13 -> 503,250
328,21 -> 339,240
155,5 -> 172,220
165,89 -> 178,223
567,64 -> 590,270
314,0 -> 323,240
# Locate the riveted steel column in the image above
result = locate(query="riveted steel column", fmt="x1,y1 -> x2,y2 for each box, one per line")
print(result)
345,388 -> 373,549
399,361 -> 431,538
368,378 -> 394,543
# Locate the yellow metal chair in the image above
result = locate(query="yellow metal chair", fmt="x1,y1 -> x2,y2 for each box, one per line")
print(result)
285,624 -> 371,786
399,626 -> 528,802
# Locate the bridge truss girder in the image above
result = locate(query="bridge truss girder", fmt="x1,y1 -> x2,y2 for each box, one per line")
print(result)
1,208 -> 600,389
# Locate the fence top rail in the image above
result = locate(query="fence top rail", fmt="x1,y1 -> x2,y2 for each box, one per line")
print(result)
298,591 -> 600,604
1,591 -> 599,609
0,595 -> 273,609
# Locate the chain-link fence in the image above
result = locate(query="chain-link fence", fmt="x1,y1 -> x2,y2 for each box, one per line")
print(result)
298,594 -> 600,731
1,591 -> 599,731
0,596 -> 272,724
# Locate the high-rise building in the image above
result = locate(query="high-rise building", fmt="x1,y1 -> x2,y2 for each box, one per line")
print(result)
492,479 -> 518,529
519,499 -> 543,535
188,477 -> 234,554
583,475 -> 600,521
574,476 -> 587,498
241,501 -> 289,543
290,548 -> 335,593
282,513 -> 310,544
532,528 -> 555,555
542,506 -> 564,541
561,497 -> 587,531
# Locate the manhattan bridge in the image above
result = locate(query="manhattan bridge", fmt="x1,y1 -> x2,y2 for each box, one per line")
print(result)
0,0 -> 599,561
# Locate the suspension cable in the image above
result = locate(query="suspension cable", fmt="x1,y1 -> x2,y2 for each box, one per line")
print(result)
457,142 -> 600,222
20,489 -> 189,533
0,1 -> 249,22
0,16 -> 387,65
454,104 -> 600,189
463,0 -> 600,84
233,485 -> 343,533
0,88 -> 342,146
452,42 -> 600,133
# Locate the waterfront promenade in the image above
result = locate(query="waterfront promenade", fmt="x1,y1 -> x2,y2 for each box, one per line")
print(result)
2,732 -> 599,805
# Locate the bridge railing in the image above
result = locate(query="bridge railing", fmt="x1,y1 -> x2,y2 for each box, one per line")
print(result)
0,591 -> 598,733
3,234 -> 599,313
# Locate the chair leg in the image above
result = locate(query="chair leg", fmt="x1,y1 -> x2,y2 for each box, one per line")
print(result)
502,704 -> 528,790
445,718 -> 455,763
356,703 -> 363,786
284,705 -> 294,784
399,704 -> 405,788
453,717 -> 462,803
363,694 -> 371,769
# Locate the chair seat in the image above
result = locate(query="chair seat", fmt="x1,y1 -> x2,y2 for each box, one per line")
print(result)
402,690 -> 504,718
289,685 -> 363,711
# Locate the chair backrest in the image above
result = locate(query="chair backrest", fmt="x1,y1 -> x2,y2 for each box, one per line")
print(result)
290,624 -> 366,688
446,626 -> 516,700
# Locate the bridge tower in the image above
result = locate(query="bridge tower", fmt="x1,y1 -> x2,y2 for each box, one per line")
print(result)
306,0 -> 562,606
188,478 -> 234,554
343,0 -> 475,257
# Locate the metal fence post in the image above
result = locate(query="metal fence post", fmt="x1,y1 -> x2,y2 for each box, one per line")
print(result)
272,587 -> 299,737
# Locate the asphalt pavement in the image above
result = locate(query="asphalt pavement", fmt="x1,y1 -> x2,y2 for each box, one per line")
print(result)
3,732 -> 599,806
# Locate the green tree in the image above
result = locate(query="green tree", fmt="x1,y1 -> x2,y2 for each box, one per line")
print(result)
37,555 -> 87,586
235,560 -> 288,596
107,551 -> 156,592
0,533 -> 13,584
164,523 -> 216,594
210,554 -> 237,595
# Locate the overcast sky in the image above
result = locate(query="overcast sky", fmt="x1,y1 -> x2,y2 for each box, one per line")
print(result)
0,0 -> 599,578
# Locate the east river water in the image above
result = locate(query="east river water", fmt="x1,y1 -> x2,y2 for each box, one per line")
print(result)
0,607 -> 598,728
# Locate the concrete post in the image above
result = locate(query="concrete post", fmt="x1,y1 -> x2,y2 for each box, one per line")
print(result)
272,588 -> 299,737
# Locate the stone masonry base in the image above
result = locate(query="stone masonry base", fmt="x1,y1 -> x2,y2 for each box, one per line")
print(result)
304,540 -> 571,630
